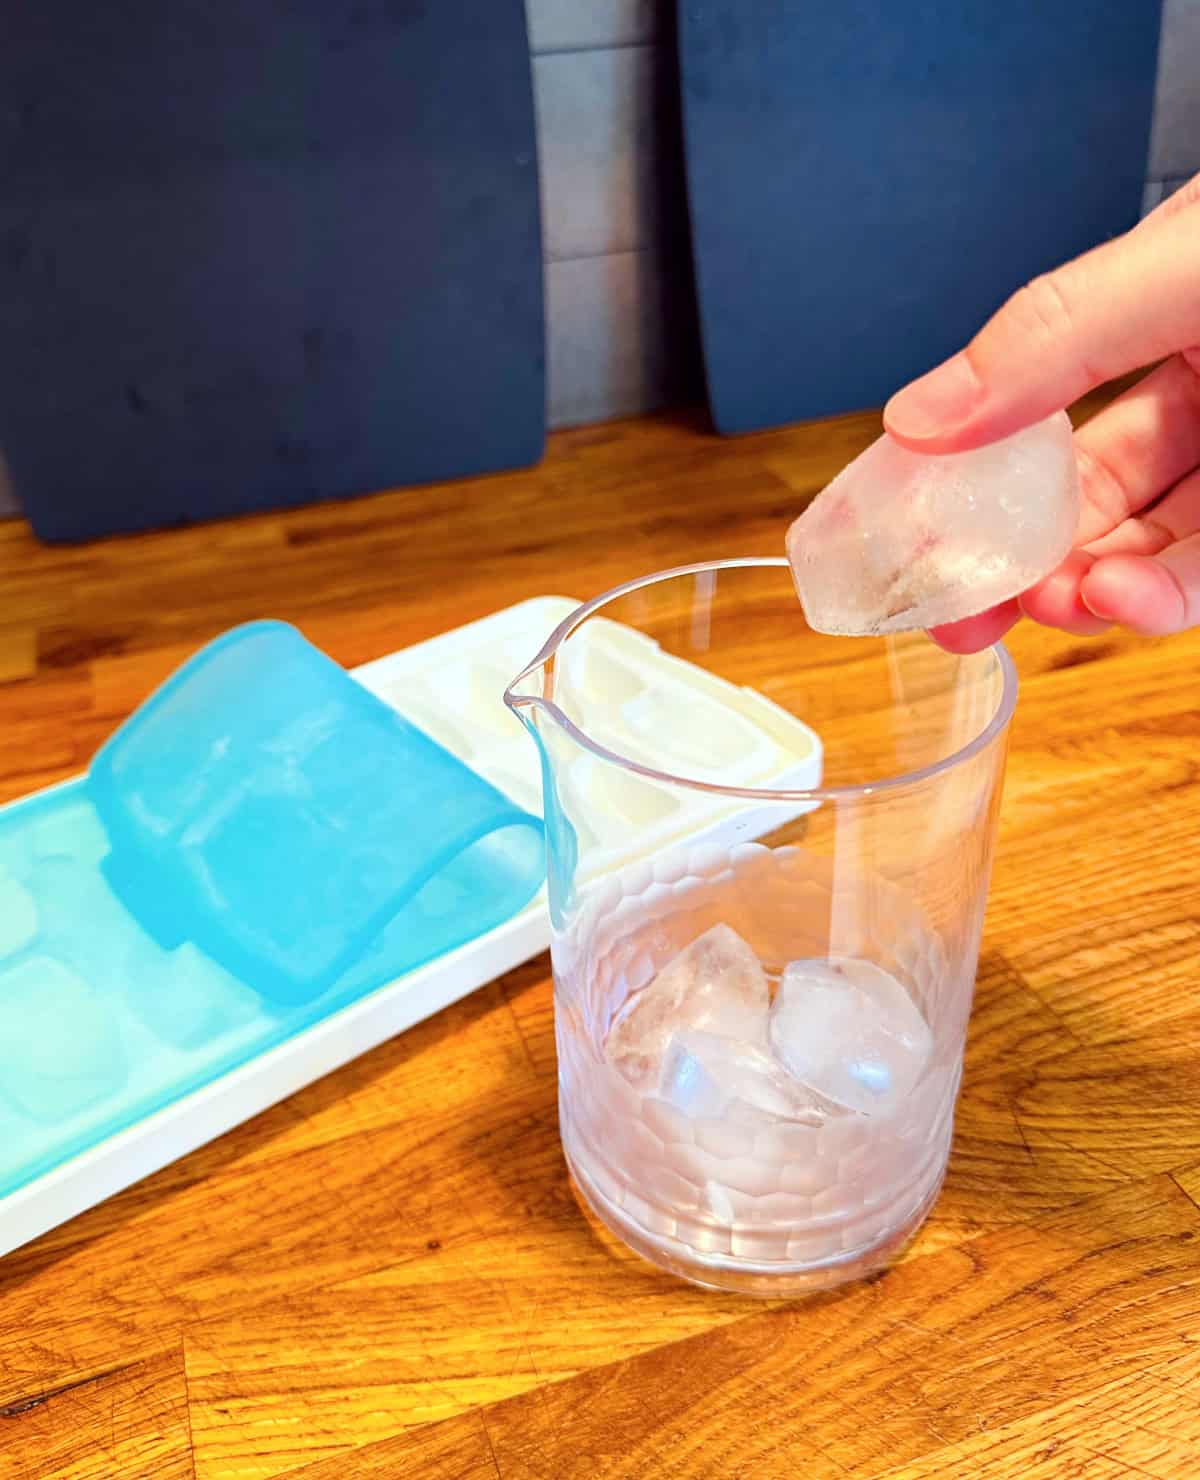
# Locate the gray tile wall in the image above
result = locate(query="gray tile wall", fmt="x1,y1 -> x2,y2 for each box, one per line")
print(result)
530,1 -> 700,429
0,3 -> 1194,519
537,0 -> 1199,430
1142,2 -> 1200,214
1148,1 -> 1200,181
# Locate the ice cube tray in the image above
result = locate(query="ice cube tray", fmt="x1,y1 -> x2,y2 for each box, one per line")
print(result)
360,602 -> 824,873
0,596 -> 821,1257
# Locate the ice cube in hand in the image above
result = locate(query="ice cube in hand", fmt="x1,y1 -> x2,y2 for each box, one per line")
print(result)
769,957 -> 932,1115
606,924 -> 768,1088
786,412 -> 1079,635
661,1029 -> 826,1122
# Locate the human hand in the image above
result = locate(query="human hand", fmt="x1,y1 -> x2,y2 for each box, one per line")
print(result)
882,174 -> 1200,652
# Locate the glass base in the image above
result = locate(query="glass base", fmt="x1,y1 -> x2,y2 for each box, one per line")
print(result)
566,1149 -> 944,1297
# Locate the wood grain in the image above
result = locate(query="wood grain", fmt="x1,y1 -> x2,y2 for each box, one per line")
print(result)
1,400 -> 1198,1478
282,1176 -> 1200,1480
874,1345 -> 1200,1478
0,1348 -> 193,1480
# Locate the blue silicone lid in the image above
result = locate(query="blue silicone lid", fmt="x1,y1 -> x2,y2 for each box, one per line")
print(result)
0,621 -> 545,1198
90,620 -> 545,1000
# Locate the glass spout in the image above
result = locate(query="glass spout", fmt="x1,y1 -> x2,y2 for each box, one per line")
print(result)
504,650 -> 579,927
503,660 -> 548,731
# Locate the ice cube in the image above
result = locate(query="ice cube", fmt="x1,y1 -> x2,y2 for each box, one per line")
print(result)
132,942 -> 259,1050
606,924 -> 769,1088
769,957 -> 933,1116
0,872 -> 37,960
29,855 -> 154,991
0,956 -> 126,1121
30,800 -> 110,865
660,1029 -> 826,1122
787,411 -> 1080,635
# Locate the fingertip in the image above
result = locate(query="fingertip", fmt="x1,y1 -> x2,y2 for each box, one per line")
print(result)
1080,554 -> 1185,635
883,353 -> 988,453
928,601 -> 1021,653
1078,561 -> 1121,621
883,353 -> 1064,454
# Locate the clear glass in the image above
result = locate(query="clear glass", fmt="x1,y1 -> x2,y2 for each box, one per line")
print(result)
505,559 -> 1017,1296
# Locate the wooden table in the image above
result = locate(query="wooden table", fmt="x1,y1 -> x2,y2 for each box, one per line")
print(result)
1,407 -> 1198,1478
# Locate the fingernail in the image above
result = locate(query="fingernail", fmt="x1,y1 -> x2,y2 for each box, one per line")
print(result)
1079,579 -> 1117,621
886,354 -> 983,440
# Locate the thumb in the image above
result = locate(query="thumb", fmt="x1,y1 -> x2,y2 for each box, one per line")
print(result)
882,191 -> 1200,453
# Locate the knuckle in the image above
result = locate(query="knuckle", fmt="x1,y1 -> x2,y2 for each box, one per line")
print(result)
1011,273 -> 1077,347
1074,443 -> 1129,530
1160,172 -> 1200,218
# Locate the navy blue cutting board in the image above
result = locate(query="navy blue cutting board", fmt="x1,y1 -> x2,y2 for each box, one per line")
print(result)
0,1 -> 544,541
678,3 -> 1163,435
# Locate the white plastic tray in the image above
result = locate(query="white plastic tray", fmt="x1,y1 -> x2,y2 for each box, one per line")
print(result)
0,596 -> 821,1257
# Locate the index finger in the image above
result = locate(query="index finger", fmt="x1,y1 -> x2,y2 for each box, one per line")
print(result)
882,188 -> 1200,454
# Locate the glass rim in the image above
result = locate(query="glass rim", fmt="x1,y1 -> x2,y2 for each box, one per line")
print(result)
506,556 -> 1019,803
